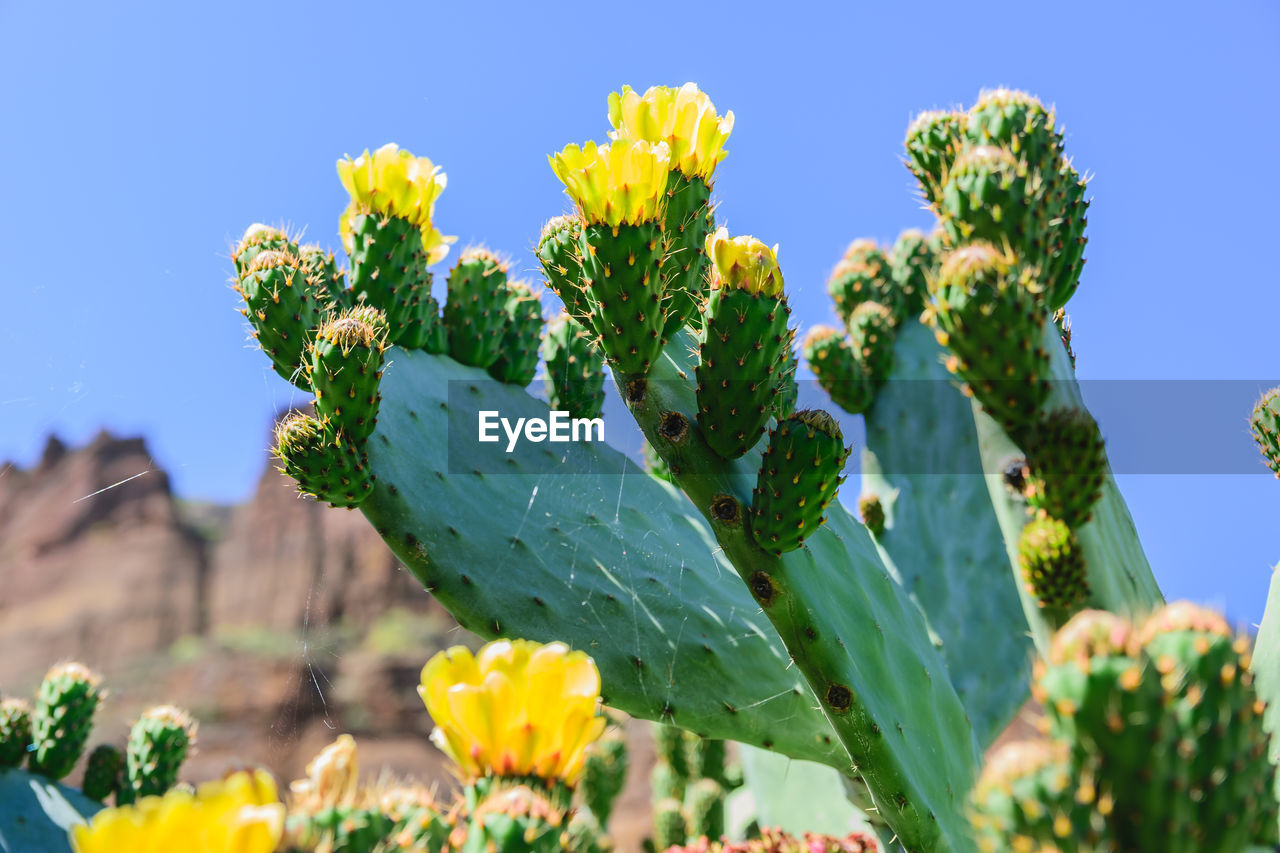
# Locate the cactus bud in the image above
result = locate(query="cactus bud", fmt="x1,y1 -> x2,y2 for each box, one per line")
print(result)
232,223 -> 295,279
1017,517 -> 1088,611
905,109 -> 966,208
119,705 -> 196,804
803,326 -> 876,415
887,228 -> 936,318
273,412 -> 373,508
235,247 -> 326,388
859,494 -> 886,537
28,662 -> 103,780
846,302 -> 897,384
444,248 -> 514,369
1251,386 -> 1280,477
309,311 -> 387,443
0,697 -> 32,768
750,410 -> 849,555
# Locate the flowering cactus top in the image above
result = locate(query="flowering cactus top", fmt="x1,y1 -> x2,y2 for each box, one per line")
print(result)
705,226 -> 784,297
607,82 -> 734,181
417,639 -> 606,785
550,139 -> 671,227
337,143 -> 454,264
70,770 -> 283,853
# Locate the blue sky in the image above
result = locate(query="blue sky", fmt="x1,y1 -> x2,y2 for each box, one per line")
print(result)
2,1 -> 1277,624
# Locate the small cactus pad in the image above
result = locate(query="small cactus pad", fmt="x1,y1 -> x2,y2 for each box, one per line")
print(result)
687,777 -> 726,840
81,743 -> 123,803
1251,386 -> 1280,476
119,705 -> 195,803
930,244 -> 1050,439
653,795 -> 689,850
273,412 -> 374,508
578,221 -> 666,375
969,739 -> 1111,853
888,228 -> 936,318
966,89 -> 1063,184
905,109 -> 966,208
466,784 -> 565,853
1017,516 -> 1088,610
541,313 -> 605,421
696,280 -> 793,460
28,662 -> 103,781
661,174 -> 714,336
750,410 -> 849,555
827,240 -> 903,326
1023,408 -> 1107,527
940,145 -> 1030,251
487,281 -> 544,387
298,243 -> 351,311
395,283 -> 447,353
346,212 -> 427,346
803,326 -> 876,415
235,248 -> 326,388
309,311 -> 387,442
537,215 -> 591,326
232,223 -> 295,278
445,248 -> 513,368
0,698 -> 32,768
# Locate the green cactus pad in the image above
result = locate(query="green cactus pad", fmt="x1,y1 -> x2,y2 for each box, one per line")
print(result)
445,248 -> 513,368
298,243 -> 351,311
888,228 -> 936,318
0,767 -> 103,853
827,241 -> 903,326
309,311 -> 387,443
541,313 -> 605,421
0,699 -> 31,768
28,663 -> 102,781
306,804 -> 397,852
803,326 -> 876,415
687,777 -> 726,841
232,223 -> 295,278
80,743 -> 122,803
235,248 -> 326,387
930,244 -> 1049,440
118,705 -> 194,804
905,110 -> 967,209
1017,517 -> 1088,611
1251,387 -> 1280,476
696,285 -> 793,459
969,740 -> 1112,853
859,321 -> 1034,749
846,302 -> 897,385
749,410 -> 849,555
346,213 -> 425,346
579,221 -> 666,376
273,412 -> 373,508
537,215 -> 592,327
1023,408 -> 1107,527
1041,164 -> 1090,310
487,281 -> 544,387
661,174 -> 714,336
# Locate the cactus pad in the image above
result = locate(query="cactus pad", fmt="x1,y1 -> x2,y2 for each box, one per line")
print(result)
0,699 -> 31,768
749,410 -> 848,555
119,705 -> 195,803
541,313 -> 605,420
81,743 -> 122,803
803,327 -> 875,415
235,248 -> 326,387
1252,387 -> 1280,476
346,212 -> 425,346
579,221 -> 666,375
309,311 -> 387,442
272,412 -> 373,508
1023,408 -> 1107,527
28,663 -> 102,781
1017,517 -> 1088,611
905,110 -> 966,208
487,281 -> 544,387
445,248 -> 513,368
661,174 -> 714,336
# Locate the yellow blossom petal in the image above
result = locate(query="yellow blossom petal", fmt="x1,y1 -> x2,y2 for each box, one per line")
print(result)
607,83 -> 733,181
549,139 -> 670,227
335,143 -> 455,263
705,226 -> 785,297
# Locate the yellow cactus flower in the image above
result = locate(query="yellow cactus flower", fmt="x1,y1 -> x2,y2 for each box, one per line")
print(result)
71,769 -> 283,853
289,733 -> 360,811
418,639 -> 606,786
549,139 -> 671,227
705,226 -> 784,297
337,143 -> 455,264
607,83 -> 734,181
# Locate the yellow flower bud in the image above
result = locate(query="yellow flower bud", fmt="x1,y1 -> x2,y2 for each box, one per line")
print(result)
336,143 -> 456,264
705,226 -> 784,297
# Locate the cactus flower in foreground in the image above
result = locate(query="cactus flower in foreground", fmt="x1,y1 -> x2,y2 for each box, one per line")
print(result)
337,142 -> 454,263
418,639 -> 606,786
705,226 -> 784,297
549,139 -> 671,226
606,82 -> 734,180
70,769 -> 283,853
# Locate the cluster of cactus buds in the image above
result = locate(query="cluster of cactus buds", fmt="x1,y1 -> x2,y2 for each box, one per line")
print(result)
971,602 -> 1277,852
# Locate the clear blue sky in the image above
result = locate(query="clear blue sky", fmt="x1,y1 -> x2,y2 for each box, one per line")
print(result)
2,1 -> 1277,624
